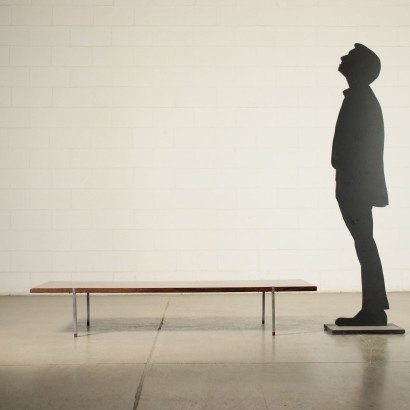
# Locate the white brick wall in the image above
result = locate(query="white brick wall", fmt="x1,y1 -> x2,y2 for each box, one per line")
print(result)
0,0 -> 409,293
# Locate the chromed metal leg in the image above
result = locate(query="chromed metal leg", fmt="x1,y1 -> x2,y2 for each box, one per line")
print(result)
272,287 -> 275,336
262,292 -> 265,325
72,288 -> 78,338
87,292 -> 90,328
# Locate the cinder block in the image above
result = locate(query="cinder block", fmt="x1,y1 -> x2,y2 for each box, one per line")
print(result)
12,87 -> 52,107
71,230 -> 113,251
30,67 -> 70,87
0,231 -> 71,251
110,148 -> 153,167
63,106 -> 109,128
357,27 -> 399,47
255,87 -> 298,107
175,169 -> 217,189
259,249 -> 302,270
52,47 -> 92,66
9,169 -> 51,189
154,230 -> 195,250
217,5 -> 256,26
0,129 -> 7,148
93,46 -> 135,66
112,27 -> 153,46
277,67 -> 316,87
11,6 -> 52,26
134,169 -> 175,188
153,67 -> 193,87
0,88 -> 10,107
29,189 -> 71,210
52,210 -> 93,230
195,107 -> 236,127
194,229 -> 236,249
217,87 -> 258,107
255,128 -> 298,148
92,168 -> 134,189
236,66 -> 276,86
92,209 -> 134,229
175,6 -> 217,26
175,189 -> 235,209
0,273 -> 30,293
135,251 -> 177,271
277,27 -> 355,47
155,147 -> 234,168
93,251 -> 136,272
0,6 -> 10,25
176,87 -> 217,107
0,27 -> 30,46
94,87 -> 135,107
216,46 -> 256,66
154,107 -> 195,127
235,27 -> 275,46
177,250 -> 219,270
70,27 -> 111,47
174,47 -> 214,66
0,190 -> 29,210
30,148 -> 71,169
195,28 -> 235,48
70,149 -> 112,169
236,108 -> 276,127
90,128 -> 132,148
0,148 -> 29,168
0,251 -> 10,271
110,67 -> 152,86
217,168 -> 259,189
52,6 -> 93,26
257,46 -> 298,66
237,229 -> 278,250
135,47 -> 175,67
52,169 -> 93,189
30,27 -> 70,46
10,46 -> 50,66
236,189 -> 277,209
0,211 -> 10,229
135,87 -> 176,107
94,6 -> 135,26
113,229 -> 154,251
135,5 -> 176,26
69,68 -> 110,87
52,87 -> 93,107
133,128 -> 174,148
218,250 -> 259,270
11,210 -> 52,229
0,46 -> 9,66
0,107 -> 30,128
151,27 -> 195,46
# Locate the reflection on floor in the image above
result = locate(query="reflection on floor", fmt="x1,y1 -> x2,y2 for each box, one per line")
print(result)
1,292 -> 410,409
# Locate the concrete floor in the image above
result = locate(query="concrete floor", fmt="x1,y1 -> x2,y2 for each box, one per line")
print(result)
1,292 -> 410,410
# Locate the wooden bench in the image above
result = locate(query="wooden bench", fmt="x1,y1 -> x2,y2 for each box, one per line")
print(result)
30,280 -> 317,337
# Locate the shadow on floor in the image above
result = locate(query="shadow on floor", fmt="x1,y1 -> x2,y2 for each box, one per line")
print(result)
60,316 -> 323,335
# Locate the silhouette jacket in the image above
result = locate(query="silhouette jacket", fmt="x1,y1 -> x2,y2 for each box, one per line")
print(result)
331,85 -> 388,207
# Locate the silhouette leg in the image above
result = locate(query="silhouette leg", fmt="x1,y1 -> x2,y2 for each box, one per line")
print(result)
336,200 -> 389,326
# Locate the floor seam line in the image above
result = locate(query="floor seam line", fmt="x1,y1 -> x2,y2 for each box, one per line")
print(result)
133,297 -> 170,410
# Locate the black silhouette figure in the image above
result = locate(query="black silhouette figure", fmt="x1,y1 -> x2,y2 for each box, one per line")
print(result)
332,43 -> 389,326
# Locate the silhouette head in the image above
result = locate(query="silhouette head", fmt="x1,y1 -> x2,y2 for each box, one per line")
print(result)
339,43 -> 381,86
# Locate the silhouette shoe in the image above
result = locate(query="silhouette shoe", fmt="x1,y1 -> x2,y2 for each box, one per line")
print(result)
335,309 -> 387,326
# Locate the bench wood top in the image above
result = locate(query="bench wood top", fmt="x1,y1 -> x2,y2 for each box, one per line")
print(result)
30,280 -> 317,294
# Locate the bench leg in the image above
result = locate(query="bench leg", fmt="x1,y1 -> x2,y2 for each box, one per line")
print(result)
262,291 -> 265,325
87,292 -> 90,328
72,288 -> 78,338
272,287 -> 275,336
